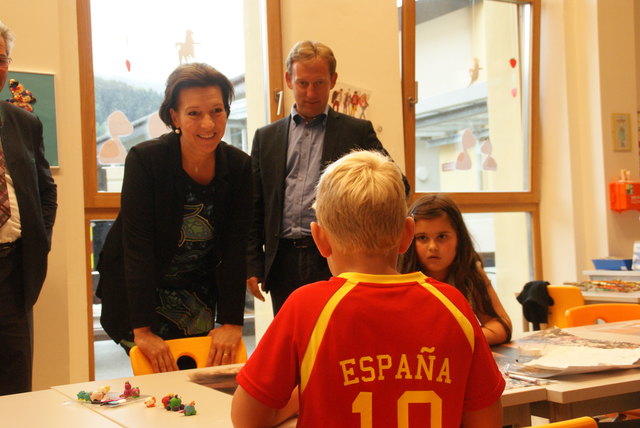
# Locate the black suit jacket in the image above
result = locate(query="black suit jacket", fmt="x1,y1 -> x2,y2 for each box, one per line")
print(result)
0,101 -> 57,310
247,108 -> 403,288
97,133 -> 252,343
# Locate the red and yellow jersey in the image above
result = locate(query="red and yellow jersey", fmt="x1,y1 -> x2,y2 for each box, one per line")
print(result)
237,272 -> 505,427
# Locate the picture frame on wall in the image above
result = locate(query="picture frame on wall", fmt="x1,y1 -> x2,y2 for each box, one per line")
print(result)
612,112 -> 631,152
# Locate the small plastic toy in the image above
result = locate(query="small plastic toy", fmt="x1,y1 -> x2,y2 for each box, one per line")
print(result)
121,381 -> 133,397
183,401 -> 197,416
130,386 -> 140,398
90,390 -> 106,403
169,395 -> 184,412
144,396 -> 156,408
76,390 -> 91,401
161,394 -> 174,408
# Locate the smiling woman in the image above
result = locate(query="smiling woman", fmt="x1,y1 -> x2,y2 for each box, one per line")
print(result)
95,63 -> 253,373
79,0 -> 275,380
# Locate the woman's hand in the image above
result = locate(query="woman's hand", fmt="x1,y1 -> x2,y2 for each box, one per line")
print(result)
133,327 -> 179,373
207,324 -> 243,366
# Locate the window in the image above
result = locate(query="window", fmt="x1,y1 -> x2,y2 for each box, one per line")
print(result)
401,0 -> 541,334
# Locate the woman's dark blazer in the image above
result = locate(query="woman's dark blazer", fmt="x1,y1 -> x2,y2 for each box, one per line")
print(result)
96,132 -> 252,344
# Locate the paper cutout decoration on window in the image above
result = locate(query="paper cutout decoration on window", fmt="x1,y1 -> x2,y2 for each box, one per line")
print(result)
177,30 -> 197,65
448,130 -> 498,172
481,138 -> 497,171
468,57 -> 482,87
147,111 -> 171,139
98,111 -> 132,165
455,129 -> 476,170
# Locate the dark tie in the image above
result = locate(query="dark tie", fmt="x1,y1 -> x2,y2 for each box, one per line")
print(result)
0,144 -> 11,227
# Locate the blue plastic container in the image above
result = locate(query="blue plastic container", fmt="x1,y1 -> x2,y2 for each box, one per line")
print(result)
592,258 -> 633,270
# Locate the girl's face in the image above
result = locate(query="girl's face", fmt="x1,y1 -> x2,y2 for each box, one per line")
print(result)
414,215 -> 458,282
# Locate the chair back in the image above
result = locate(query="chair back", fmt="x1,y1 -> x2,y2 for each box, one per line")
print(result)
525,416 -> 597,428
129,336 -> 248,375
546,285 -> 585,328
565,303 -> 640,327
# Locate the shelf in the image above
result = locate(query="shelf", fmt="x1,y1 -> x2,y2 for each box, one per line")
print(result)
583,270 -> 640,280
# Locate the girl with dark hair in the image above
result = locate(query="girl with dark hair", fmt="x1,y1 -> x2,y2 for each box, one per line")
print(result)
398,194 -> 512,345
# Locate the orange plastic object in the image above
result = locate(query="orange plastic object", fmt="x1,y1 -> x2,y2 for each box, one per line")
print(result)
546,285 -> 585,328
129,336 -> 247,375
565,303 -> 640,327
609,181 -> 640,213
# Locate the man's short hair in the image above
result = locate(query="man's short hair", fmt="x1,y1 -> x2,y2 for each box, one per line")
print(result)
314,150 -> 407,254
0,20 -> 15,55
286,40 -> 336,76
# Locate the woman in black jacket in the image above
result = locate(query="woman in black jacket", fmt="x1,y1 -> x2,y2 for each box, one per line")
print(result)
97,63 -> 252,372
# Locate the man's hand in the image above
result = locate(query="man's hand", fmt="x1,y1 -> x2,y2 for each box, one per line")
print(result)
133,327 -> 178,373
246,276 -> 265,302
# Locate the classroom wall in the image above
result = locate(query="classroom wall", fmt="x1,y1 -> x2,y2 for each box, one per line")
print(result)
1,0 -> 639,388
539,0 -> 640,287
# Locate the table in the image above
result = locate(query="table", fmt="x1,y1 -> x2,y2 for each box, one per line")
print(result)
0,389 -> 121,427
13,321 -> 640,427
501,385 -> 547,426
52,368 -> 235,427
521,320 -> 640,422
50,363 -> 544,427
531,368 -> 640,421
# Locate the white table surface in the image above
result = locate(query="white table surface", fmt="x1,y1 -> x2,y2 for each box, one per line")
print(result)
0,389 -> 121,427
53,368 -> 235,427
50,361 -> 547,428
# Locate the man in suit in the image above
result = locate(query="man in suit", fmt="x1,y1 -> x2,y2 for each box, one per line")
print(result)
247,40 -> 404,314
0,21 -> 58,395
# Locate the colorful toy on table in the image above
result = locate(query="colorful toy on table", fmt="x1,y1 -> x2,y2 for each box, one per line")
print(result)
76,390 -> 91,402
168,395 -> 185,412
5,79 -> 37,112
91,386 -> 110,403
144,396 -> 156,407
183,401 -> 197,416
161,393 -> 174,408
91,390 -> 106,402
120,381 -> 141,398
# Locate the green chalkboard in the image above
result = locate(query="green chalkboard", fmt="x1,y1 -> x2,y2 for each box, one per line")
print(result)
1,71 -> 58,166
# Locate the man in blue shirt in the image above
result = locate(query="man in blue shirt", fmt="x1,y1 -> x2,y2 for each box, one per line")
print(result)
247,40 -> 405,314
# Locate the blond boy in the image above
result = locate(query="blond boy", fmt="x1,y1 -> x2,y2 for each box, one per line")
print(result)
232,150 -> 504,427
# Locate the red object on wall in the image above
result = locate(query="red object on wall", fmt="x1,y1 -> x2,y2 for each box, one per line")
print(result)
609,181 -> 640,212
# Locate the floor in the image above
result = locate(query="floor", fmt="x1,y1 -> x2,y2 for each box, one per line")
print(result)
94,339 -> 133,380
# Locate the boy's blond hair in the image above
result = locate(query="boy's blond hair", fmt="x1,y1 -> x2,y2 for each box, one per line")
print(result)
314,150 -> 407,254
